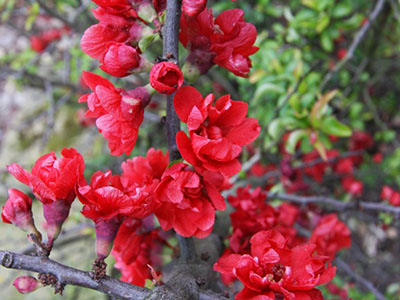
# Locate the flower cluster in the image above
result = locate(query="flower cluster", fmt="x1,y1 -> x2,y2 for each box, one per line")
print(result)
81,1 -> 154,77
180,8 -> 258,78
214,230 -> 336,300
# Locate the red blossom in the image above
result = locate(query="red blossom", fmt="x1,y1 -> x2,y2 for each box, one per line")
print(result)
154,162 -> 225,238
1,189 -> 37,234
99,43 -> 142,77
310,214 -> 351,260
79,72 -> 150,155
7,148 -> 84,246
112,218 -> 165,287
180,8 -> 258,77
214,230 -> 336,299
149,62 -> 184,94
120,148 -> 169,218
77,170 -> 132,259
341,176 -> 363,196
174,86 -> 260,177
182,0 -> 207,17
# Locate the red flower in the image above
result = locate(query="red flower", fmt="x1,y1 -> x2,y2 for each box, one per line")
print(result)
310,214 -> 351,260
389,192 -> 400,206
341,176 -> 363,196
228,186 -> 266,212
1,189 -> 38,235
112,218 -> 165,287
7,148 -> 84,246
120,148 -> 169,218
381,185 -> 394,201
154,162 -> 225,238
99,43 -> 142,77
149,62 -> 184,94
182,0 -> 207,16
174,86 -> 260,176
77,170 -> 132,259
81,23 -> 130,61
214,230 -> 336,300
79,72 -> 150,155
180,8 -> 258,77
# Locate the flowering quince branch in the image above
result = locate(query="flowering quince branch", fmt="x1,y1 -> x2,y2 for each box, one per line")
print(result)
267,192 -> 400,215
161,0 -> 198,264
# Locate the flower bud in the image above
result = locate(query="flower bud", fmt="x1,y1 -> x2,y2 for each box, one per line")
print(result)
100,43 -> 141,77
1,189 -> 40,237
13,276 -> 41,294
149,62 -> 183,95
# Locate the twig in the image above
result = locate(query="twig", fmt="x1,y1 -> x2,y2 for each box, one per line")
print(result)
0,250 -> 148,300
320,0 -> 387,90
267,192 -> 400,215
362,88 -> 400,147
36,0 -> 75,29
335,258 -> 387,300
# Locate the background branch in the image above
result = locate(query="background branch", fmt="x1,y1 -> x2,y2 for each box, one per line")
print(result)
320,0 -> 387,90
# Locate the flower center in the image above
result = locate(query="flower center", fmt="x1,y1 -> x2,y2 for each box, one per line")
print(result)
271,263 -> 285,282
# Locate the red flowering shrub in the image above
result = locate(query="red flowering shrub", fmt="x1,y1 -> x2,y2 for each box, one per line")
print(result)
214,230 -> 336,299
174,86 -> 260,176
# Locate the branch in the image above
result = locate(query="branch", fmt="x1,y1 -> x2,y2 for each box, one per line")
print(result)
267,192 -> 400,215
0,250 -> 148,300
162,0 -> 196,263
335,258 -> 387,300
320,0 -> 387,90
36,0 -> 76,30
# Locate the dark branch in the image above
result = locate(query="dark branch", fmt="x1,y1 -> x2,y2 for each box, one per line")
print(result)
162,0 -> 196,262
335,258 -> 387,300
320,0 -> 387,90
0,250 -> 148,300
267,192 -> 400,215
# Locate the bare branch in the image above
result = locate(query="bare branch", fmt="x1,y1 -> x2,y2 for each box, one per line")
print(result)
162,0 -> 196,263
0,250 -> 148,300
320,0 -> 387,90
267,192 -> 400,215
335,258 -> 387,300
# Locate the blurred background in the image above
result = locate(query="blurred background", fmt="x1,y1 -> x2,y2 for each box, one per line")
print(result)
1,0 -> 400,299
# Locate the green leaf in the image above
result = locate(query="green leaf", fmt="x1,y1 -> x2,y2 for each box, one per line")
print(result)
139,34 -> 159,51
320,31 -> 333,52
285,129 -> 308,154
320,117 -> 352,137
332,2 -> 352,18
268,119 -> 284,139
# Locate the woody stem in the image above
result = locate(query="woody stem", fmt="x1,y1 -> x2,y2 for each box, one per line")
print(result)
163,0 -> 196,262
